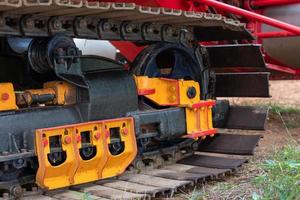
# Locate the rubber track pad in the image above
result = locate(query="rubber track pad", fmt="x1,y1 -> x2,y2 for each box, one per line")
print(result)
177,154 -> 246,169
198,134 -> 261,155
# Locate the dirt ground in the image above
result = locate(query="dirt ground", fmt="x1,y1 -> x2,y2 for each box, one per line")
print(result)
179,80 -> 300,200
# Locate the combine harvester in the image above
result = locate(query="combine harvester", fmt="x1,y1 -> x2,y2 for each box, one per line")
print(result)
0,0 -> 298,199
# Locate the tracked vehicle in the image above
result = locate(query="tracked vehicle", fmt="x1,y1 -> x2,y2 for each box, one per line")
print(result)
0,0 -> 272,199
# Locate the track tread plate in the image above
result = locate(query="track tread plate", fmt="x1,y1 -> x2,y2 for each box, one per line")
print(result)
96,180 -> 167,196
119,173 -> 191,192
163,163 -> 231,177
185,166 -> 231,176
142,169 -> 209,182
198,134 -> 261,155
21,195 -> 57,200
47,190 -> 107,200
71,184 -> 148,200
177,154 -> 247,169
226,106 -> 268,130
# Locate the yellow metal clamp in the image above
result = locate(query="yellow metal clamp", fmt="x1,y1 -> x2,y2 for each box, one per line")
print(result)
0,83 -> 18,111
102,118 -> 137,178
134,76 -> 200,107
73,123 -> 108,185
35,117 -> 137,190
35,127 -> 78,189
135,76 -> 217,139
184,101 -> 217,139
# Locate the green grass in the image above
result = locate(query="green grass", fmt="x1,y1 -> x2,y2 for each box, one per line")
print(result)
252,145 -> 300,200
286,122 -> 300,129
268,103 -> 300,130
268,103 -> 300,114
179,187 -> 205,200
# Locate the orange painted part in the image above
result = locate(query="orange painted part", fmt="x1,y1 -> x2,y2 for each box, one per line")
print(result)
192,101 -> 216,108
183,128 -> 217,139
137,88 -> 156,95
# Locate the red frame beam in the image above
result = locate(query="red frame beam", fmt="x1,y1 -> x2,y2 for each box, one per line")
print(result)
251,0 -> 300,8
256,31 -> 298,39
196,0 -> 300,35
267,63 -> 300,75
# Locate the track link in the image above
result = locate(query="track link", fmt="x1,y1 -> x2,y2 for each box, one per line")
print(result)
0,1 -> 251,41
7,132 -> 261,200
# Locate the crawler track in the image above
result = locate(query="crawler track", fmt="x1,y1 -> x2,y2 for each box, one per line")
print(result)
12,132 -> 261,200
0,1 -> 252,41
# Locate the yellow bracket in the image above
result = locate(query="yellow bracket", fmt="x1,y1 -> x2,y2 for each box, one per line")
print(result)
73,123 -> 108,185
43,81 -> 76,105
0,83 -> 18,111
35,127 -> 78,190
135,76 -> 217,139
184,101 -> 217,139
102,118 -> 137,178
35,117 -> 136,190
134,76 -> 200,107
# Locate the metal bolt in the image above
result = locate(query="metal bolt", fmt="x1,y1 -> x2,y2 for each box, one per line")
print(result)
166,26 -> 173,35
94,132 -> 101,140
169,86 -> 176,92
32,187 -> 38,192
52,19 -> 62,30
10,185 -> 23,198
76,135 -> 81,143
187,87 -> 197,99
3,193 -> 9,200
78,19 -> 87,29
147,26 -> 154,34
0,17 -> 5,27
102,22 -> 111,31
17,159 -> 24,165
125,24 -> 133,33
43,138 -> 48,147
64,136 -> 72,144
1,93 -> 9,101
21,149 -> 27,153
25,18 -> 34,28
121,128 -> 129,136
169,95 -> 177,102
104,130 -> 110,138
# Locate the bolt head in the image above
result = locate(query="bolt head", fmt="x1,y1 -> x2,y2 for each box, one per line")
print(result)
78,19 -> 87,28
187,87 -> 197,99
52,19 -> 62,30
104,130 -> 110,138
76,135 -> 81,143
1,93 -> 9,101
121,128 -> 129,136
25,18 -> 34,28
64,136 -> 72,144
43,139 -> 48,147
94,132 -> 101,140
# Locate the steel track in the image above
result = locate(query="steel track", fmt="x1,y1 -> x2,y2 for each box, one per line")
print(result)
3,132 -> 262,200
0,1 -> 248,42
